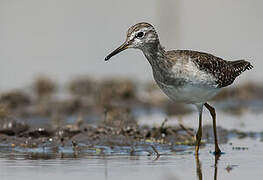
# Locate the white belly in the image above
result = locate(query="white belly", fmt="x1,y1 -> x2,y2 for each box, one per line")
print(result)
156,81 -> 220,104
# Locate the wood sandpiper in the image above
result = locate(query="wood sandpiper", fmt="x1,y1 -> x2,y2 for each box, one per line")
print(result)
105,22 -> 253,155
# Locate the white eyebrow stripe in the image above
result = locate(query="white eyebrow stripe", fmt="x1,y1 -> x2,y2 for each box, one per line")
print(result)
128,26 -> 155,41
135,27 -> 155,33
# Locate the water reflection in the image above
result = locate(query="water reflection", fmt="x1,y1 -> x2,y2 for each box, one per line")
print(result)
214,155 -> 220,180
195,155 -> 203,180
195,154 -> 221,180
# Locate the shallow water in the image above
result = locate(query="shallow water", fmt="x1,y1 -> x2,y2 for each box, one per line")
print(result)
0,137 -> 262,180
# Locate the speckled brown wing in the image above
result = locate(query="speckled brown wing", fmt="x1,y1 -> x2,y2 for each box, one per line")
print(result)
167,50 -> 253,88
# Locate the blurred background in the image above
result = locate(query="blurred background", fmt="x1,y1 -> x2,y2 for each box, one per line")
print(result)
0,0 -> 262,91
0,1 -> 263,180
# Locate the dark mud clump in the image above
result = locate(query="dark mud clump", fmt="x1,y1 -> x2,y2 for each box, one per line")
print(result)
33,77 -> 57,100
0,91 -> 31,110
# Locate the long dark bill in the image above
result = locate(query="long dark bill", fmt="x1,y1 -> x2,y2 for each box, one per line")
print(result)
105,42 -> 129,61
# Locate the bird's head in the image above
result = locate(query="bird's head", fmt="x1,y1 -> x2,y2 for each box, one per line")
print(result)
105,22 -> 159,61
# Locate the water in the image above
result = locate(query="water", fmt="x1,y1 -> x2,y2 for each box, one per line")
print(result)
0,137 -> 262,180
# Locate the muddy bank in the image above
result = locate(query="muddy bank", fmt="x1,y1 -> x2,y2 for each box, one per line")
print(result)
1,77 -> 262,117
0,114 -> 260,156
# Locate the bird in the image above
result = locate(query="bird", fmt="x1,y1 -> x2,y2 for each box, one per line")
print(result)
105,22 -> 253,155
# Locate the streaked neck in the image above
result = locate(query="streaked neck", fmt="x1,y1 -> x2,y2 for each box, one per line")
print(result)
141,42 -> 166,66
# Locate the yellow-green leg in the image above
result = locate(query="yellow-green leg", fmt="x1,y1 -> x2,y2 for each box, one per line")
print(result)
204,103 -> 221,155
195,104 -> 203,155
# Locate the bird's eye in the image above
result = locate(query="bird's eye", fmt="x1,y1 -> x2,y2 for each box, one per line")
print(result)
136,32 -> 144,38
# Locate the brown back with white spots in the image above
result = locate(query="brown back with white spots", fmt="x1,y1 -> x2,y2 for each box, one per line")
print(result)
165,50 -> 253,87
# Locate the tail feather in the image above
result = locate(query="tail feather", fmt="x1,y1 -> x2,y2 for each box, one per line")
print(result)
231,60 -> 253,76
